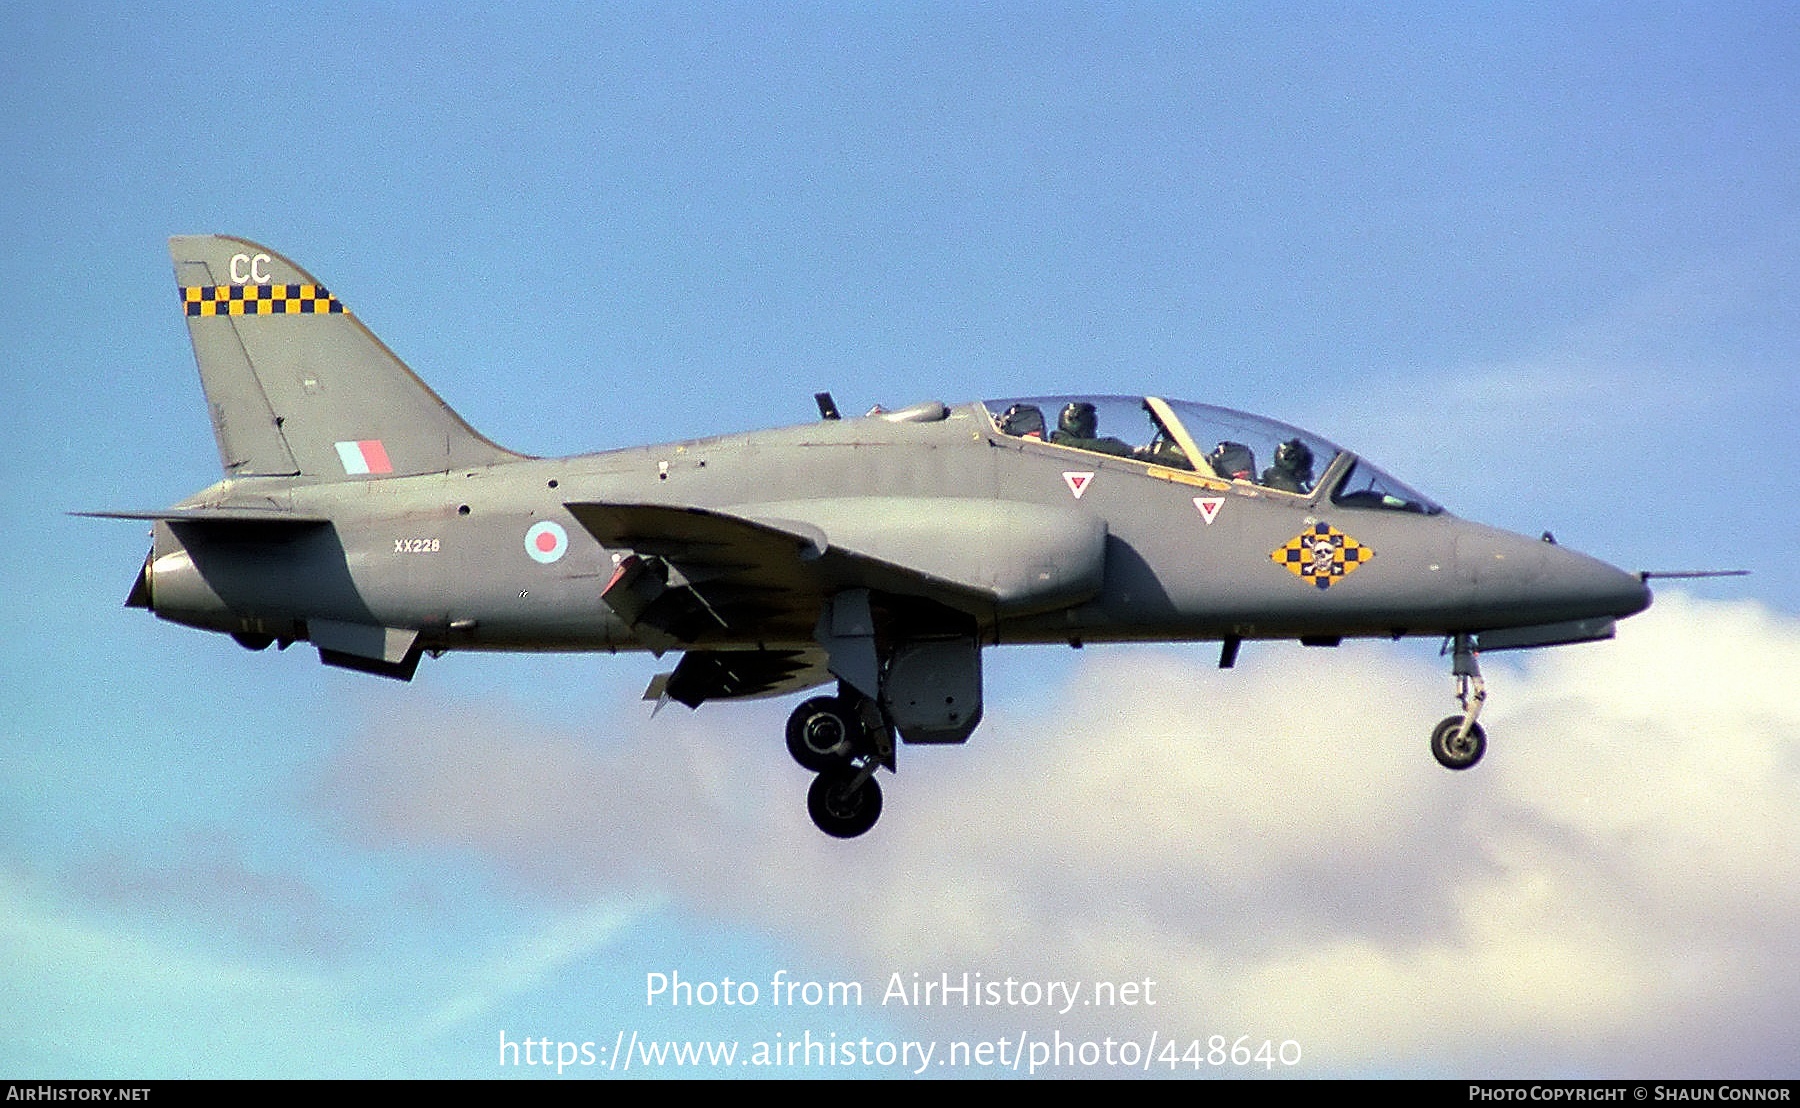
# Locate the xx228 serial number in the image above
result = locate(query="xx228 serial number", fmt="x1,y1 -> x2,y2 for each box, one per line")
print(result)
394,538 -> 440,554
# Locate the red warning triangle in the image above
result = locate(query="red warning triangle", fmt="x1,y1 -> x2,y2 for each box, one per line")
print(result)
1063,471 -> 1094,499
1194,496 -> 1224,524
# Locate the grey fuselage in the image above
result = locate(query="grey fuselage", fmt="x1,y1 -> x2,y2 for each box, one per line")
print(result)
142,401 -> 1650,657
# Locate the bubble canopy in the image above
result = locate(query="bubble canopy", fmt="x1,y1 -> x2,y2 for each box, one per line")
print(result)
982,395 -> 1442,515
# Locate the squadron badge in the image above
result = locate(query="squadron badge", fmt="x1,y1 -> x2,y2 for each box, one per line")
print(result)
1272,522 -> 1373,589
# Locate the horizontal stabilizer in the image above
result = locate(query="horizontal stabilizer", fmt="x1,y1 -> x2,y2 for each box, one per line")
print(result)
76,508 -> 329,528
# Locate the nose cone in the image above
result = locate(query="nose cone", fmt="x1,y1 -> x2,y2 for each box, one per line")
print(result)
1547,544 -> 1652,619
1455,526 -> 1650,625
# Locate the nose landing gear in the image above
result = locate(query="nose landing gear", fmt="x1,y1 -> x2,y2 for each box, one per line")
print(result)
1432,633 -> 1488,770
785,687 -> 893,838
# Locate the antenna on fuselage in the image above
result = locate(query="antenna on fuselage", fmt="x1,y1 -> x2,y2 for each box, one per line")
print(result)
815,392 -> 841,420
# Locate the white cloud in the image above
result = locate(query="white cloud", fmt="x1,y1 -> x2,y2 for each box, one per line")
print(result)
317,593 -> 1800,1077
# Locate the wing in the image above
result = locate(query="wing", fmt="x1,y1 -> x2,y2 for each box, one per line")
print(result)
568,497 -> 1107,710
567,503 -> 840,708
566,502 -> 832,650
565,497 -> 1109,648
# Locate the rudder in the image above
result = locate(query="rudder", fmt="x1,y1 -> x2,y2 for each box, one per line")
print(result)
170,235 -> 522,478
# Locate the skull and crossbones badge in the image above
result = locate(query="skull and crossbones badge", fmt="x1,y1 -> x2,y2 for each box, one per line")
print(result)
1272,522 -> 1374,590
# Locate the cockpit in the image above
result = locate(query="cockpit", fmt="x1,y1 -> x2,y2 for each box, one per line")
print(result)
983,395 -> 1442,514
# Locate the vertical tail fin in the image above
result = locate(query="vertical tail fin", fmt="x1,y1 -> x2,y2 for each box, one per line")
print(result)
169,235 -> 523,478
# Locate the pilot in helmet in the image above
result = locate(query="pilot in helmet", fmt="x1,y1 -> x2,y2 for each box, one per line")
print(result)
1057,401 -> 1098,441
998,402 -> 1046,440
1052,402 -> 1133,457
1261,438 -> 1315,493
1207,440 -> 1256,481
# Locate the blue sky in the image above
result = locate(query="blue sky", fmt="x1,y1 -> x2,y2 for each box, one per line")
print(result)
2,3 -> 1796,1078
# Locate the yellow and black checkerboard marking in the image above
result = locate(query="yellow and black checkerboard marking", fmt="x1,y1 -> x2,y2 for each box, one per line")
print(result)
1272,522 -> 1374,590
180,284 -> 343,317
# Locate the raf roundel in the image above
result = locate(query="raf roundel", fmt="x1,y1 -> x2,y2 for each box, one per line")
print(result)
524,520 -> 568,564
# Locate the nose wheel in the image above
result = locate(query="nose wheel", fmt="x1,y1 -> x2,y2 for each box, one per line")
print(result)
786,687 -> 893,838
1433,633 -> 1488,770
1431,714 -> 1487,769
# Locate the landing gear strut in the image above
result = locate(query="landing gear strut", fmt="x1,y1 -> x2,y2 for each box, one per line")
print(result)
785,685 -> 893,838
1432,633 -> 1487,770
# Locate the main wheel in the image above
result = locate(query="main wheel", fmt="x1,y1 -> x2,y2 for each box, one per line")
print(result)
1431,715 -> 1487,770
787,696 -> 856,772
807,769 -> 883,839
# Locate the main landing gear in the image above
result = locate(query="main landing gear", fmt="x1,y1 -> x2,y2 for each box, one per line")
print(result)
1432,632 -> 1487,770
786,689 -> 893,838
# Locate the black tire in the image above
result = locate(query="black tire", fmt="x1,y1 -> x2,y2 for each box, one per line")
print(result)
807,769 -> 883,839
786,696 -> 854,772
1431,715 -> 1487,770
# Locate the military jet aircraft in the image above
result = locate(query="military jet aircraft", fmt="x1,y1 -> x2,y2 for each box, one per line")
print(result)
91,236 -> 1657,838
